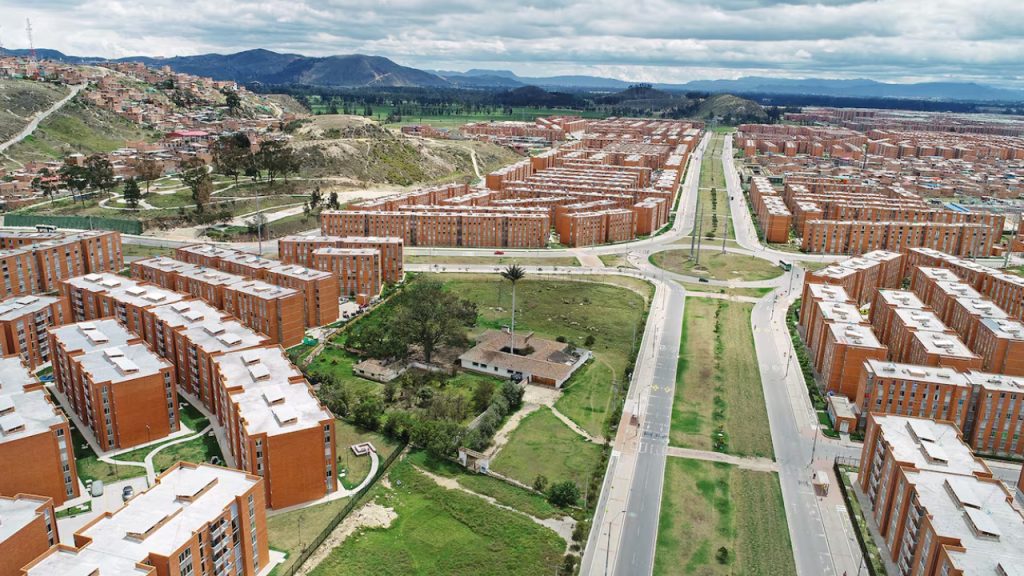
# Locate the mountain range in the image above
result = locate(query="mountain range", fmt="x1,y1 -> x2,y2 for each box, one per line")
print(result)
4,47 -> 1023,102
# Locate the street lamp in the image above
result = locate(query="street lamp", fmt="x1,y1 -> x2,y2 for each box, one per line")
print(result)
605,509 -> 627,576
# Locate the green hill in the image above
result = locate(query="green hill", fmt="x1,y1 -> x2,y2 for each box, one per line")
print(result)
0,79 -> 71,143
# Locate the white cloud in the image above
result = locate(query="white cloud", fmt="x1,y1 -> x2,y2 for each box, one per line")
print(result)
3,0 -> 1024,86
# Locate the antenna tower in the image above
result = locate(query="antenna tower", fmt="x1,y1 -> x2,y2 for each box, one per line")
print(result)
25,18 -> 36,60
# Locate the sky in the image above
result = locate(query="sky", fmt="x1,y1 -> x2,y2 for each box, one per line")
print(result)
3,0 -> 1024,87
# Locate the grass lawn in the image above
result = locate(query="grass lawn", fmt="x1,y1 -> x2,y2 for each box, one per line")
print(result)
123,244 -> 173,259
70,425 -> 145,484
653,458 -> 795,576
305,345 -> 383,397
119,433 -> 223,476
427,273 -> 648,438
598,254 -> 635,269
267,496 -> 352,576
670,298 -> 773,458
651,249 -> 783,282
696,134 -> 731,239
407,255 -> 580,267
177,397 -> 209,431
308,461 -> 564,576
334,419 -> 403,490
680,283 -> 773,299
406,450 -> 573,520
491,406 -> 604,489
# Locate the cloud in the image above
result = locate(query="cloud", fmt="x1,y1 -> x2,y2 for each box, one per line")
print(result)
3,0 -> 1024,86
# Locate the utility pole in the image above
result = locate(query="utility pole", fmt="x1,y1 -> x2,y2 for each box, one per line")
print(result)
721,212 -> 728,254
695,204 -> 704,266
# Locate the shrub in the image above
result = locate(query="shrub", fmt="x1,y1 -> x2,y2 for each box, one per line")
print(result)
548,481 -> 581,508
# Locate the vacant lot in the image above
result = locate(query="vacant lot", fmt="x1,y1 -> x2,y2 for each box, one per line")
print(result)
0,79 -> 70,142
653,458 -> 795,576
308,461 -> 564,576
491,406 -> 604,489
652,249 -> 782,282
334,419 -> 404,489
670,298 -> 773,458
428,273 -> 648,437
267,496 -> 352,575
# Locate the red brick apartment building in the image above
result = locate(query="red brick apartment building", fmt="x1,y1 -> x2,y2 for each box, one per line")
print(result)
264,264 -> 339,327
312,248 -> 382,299
278,235 -> 404,283
0,231 -> 123,298
973,317 -> 1024,375
858,414 -> 1023,576
0,494 -> 57,576
0,295 -> 68,369
818,322 -> 888,398
749,176 -> 792,242
870,290 -> 930,348
21,462 -> 270,576
857,360 -> 972,431
906,330 -> 982,372
801,251 -> 904,306
144,300 -> 269,417
49,319 -> 179,452
213,346 -> 337,508
0,357 -> 78,505
961,372 -> 1024,457
222,281 -> 304,349
320,209 -> 551,248
61,273 -> 185,336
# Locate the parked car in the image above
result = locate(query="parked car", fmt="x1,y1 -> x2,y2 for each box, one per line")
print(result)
89,480 -> 104,497
698,277 -> 710,283
121,486 -> 134,502
494,250 -> 505,255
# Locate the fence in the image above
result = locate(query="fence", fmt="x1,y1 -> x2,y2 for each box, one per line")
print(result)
833,458 -> 881,576
281,441 -> 407,576
2,214 -> 144,234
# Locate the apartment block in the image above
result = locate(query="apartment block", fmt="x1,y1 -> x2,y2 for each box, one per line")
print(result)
49,319 -> 178,452
818,322 -> 888,398
0,357 -> 78,505
858,414 -> 1023,576
222,281 -> 304,349
906,330 -> 982,373
798,283 -> 852,340
0,295 -> 68,369
809,300 -> 863,371
320,210 -> 550,248
145,301 -> 269,417
946,296 -> 1007,350
910,267 -> 963,304
264,265 -> 339,327
925,283 -> 982,326
0,249 -> 37,299
176,267 -> 243,309
312,247 -> 382,299
0,494 -> 57,576
214,346 -> 336,508
870,290 -> 929,348
857,360 -> 971,431
22,462 -> 270,576
887,308 -> 952,363
61,273 -> 185,335
962,371 -> 1024,457
973,317 -> 1024,376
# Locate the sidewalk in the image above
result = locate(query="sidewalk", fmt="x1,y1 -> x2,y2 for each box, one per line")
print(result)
665,446 -> 778,472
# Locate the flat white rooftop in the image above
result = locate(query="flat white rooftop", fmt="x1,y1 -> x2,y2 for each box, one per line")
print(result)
0,294 -> 60,321
51,319 -> 135,354
26,464 -> 259,575
873,415 -> 986,476
76,343 -> 171,384
864,359 -> 969,387
0,494 -> 51,546
0,357 -> 64,446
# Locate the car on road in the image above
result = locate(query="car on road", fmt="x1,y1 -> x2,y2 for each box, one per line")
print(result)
698,277 -> 709,283
121,486 -> 134,502
494,250 -> 505,255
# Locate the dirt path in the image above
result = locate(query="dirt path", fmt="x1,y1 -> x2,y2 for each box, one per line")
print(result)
295,501 -> 396,576
0,83 -> 86,153
413,465 -> 576,545
485,403 -> 539,459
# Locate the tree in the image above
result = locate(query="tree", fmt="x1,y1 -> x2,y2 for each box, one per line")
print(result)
500,380 -> 525,412
533,474 -> 549,492
472,379 -> 496,413
715,546 -> 730,565
132,157 -> 163,193
389,279 -> 477,364
179,158 -> 212,213
500,264 -> 526,354
211,133 -> 252,183
326,191 -> 341,210
352,396 -> 384,431
84,154 -> 116,195
257,140 -> 301,183
122,177 -> 142,209
584,334 -> 596,347
224,90 -> 242,112
31,168 -> 59,201
548,481 -> 580,508
58,163 -> 89,203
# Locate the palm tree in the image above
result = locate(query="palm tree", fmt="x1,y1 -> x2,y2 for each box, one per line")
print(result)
501,264 -> 526,354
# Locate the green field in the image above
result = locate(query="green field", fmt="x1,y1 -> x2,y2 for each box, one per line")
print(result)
696,134 -> 732,239
407,255 -> 580,267
123,243 -> 174,259
651,249 -> 784,282
428,273 -> 649,437
70,425 -> 145,484
653,458 -> 795,576
671,298 -> 773,458
308,461 -> 565,576
406,450 -> 574,520
491,407 -> 604,489
679,282 -> 773,299
267,496 -> 352,575
335,419 -> 404,490
306,104 -> 607,129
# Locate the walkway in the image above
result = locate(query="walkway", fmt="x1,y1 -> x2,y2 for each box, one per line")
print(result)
664,446 -> 779,472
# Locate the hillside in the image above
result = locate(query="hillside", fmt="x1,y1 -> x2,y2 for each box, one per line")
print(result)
289,115 -> 520,186
0,79 -> 71,143
5,96 -> 158,164
697,94 -> 767,121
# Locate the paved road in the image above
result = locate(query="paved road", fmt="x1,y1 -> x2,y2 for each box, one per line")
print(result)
0,83 -> 86,154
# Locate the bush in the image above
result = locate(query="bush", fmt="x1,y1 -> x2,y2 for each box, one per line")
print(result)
716,546 -> 730,565
533,474 -> 549,492
548,481 -> 581,508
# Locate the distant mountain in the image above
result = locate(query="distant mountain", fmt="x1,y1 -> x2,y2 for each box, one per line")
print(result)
678,77 -> 1024,102
6,47 -> 1023,102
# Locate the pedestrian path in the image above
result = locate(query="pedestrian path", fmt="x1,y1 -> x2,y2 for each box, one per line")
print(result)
665,445 -> 779,472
